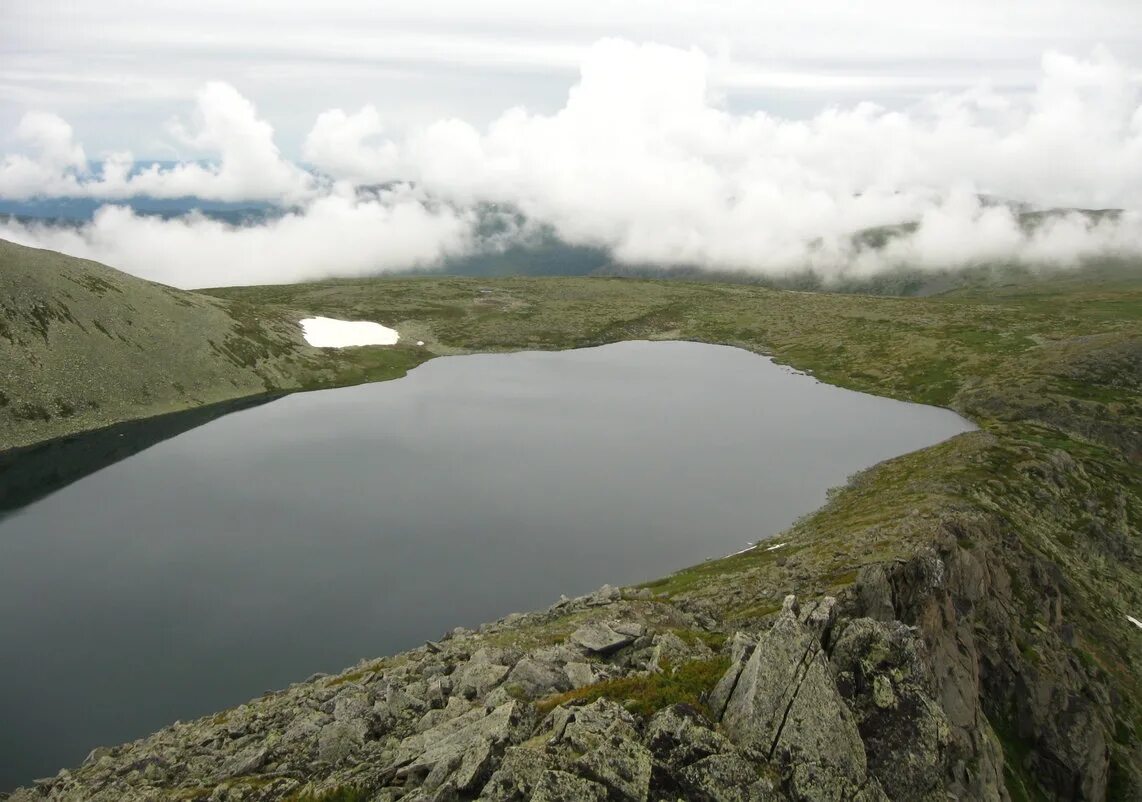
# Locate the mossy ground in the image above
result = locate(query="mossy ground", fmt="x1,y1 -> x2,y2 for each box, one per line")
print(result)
535,656 -> 730,718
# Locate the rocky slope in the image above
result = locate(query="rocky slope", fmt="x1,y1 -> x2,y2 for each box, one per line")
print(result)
9,500 -> 1134,802
0,581 -> 999,802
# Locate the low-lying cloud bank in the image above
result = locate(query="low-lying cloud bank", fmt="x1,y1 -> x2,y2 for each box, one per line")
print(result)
2,40 -> 1142,287
2,188 -> 472,287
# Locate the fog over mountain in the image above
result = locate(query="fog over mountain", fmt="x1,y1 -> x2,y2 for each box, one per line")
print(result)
3,37 -> 1142,287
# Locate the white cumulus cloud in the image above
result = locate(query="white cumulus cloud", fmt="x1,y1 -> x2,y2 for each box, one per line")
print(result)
0,82 -> 315,202
303,105 -> 401,184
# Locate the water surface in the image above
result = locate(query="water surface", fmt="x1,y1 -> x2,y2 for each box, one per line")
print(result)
0,341 -> 974,788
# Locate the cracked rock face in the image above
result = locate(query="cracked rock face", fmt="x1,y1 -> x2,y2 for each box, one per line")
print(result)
719,596 -> 886,801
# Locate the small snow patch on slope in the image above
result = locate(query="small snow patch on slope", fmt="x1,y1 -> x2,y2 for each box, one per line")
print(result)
300,317 -> 399,347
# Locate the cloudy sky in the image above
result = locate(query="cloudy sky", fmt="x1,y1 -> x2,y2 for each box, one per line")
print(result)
2,1 -> 1142,286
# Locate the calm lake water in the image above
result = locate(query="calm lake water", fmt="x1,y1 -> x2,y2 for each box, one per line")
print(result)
0,341 -> 974,788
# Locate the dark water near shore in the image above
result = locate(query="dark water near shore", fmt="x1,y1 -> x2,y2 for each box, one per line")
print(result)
0,341 -> 974,788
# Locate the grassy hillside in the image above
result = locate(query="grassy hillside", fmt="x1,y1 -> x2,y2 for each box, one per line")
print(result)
0,240 -> 429,451
207,270 -> 1140,422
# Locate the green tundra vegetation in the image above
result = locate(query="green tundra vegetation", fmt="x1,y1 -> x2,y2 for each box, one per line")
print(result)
1,239 -> 1139,797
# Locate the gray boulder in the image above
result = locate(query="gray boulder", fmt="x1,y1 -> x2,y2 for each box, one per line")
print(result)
454,660 -> 512,700
678,753 -> 768,802
576,723 -> 653,801
586,584 -> 622,606
551,698 -> 639,754
570,622 -> 636,655
645,704 -> 732,768
393,701 -> 530,788
564,661 -> 596,689
503,656 -> 570,699
317,719 -> 367,765
475,746 -> 551,801
532,770 -> 608,801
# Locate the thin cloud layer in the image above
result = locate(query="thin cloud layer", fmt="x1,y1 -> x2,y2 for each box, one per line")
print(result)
0,188 -> 472,287
2,39 -> 1142,285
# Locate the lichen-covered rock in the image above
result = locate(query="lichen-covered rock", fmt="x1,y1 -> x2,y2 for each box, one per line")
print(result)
317,719 -> 367,765
531,770 -> 608,801
564,661 -> 596,689
454,651 -> 514,700
576,723 -> 653,801
393,701 -> 531,787
645,704 -> 732,768
677,752 -> 768,802
551,698 -> 640,754
829,617 -> 952,801
475,746 -> 551,801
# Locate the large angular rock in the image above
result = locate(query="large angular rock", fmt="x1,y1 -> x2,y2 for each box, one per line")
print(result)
719,596 -> 885,801
564,661 -> 596,689
551,698 -> 639,754
503,656 -> 571,699
386,682 -> 429,716
394,701 -> 530,786
210,745 -> 267,781
476,746 -> 552,801
830,617 -> 952,802
586,584 -> 622,606
317,719 -> 367,765
707,632 -> 756,719
455,660 -> 512,700
570,621 -> 637,655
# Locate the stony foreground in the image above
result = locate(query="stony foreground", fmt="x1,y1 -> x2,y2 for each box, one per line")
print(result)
7,524 -> 1092,802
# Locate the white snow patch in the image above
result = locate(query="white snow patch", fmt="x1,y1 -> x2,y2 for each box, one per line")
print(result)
766,542 -> 788,551
300,316 -> 399,347
1128,615 -> 1142,630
